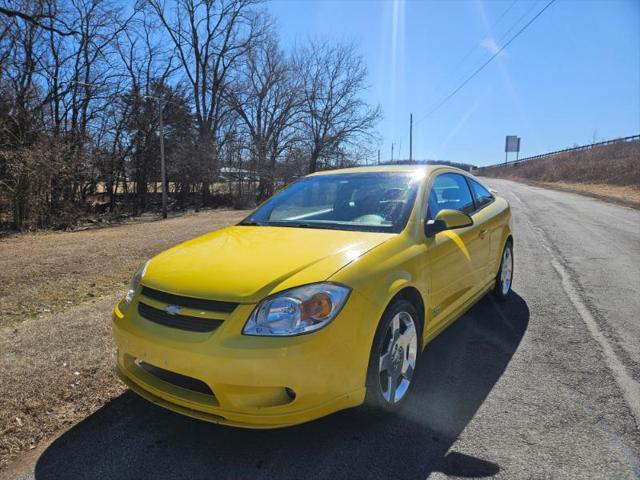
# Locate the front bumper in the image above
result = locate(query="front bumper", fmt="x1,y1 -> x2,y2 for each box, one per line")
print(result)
112,290 -> 375,428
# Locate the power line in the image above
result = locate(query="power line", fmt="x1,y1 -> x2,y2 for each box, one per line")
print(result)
446,0 -> 519,84
495,0 -> 543,47
492,0 -> 520,29
443,1 -> 542,106
414,0 -> 556,126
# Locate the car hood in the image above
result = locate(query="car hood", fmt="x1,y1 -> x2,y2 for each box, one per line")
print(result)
142,225 -> 392,304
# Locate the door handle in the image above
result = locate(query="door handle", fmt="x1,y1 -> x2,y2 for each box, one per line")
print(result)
479,229 -> 488,239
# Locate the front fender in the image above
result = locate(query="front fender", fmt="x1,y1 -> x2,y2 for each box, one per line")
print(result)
329,233 -> 428,349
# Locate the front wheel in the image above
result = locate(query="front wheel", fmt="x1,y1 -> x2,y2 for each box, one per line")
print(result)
493,240 -> 514,301
365,299 -> 420,412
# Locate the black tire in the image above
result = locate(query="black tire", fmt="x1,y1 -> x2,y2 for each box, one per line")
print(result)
493,240 -> 514,301
364,299 -> 421,412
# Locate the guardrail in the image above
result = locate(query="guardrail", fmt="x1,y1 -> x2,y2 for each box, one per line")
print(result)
476,134 -> 640,170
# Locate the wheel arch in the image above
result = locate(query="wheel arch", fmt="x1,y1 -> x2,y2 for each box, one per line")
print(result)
387,286 -> 425,349
505,233 -> 514,246
492,227 -> 514,277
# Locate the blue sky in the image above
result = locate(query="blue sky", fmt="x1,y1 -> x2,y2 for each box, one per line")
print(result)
267,0 -> 640,166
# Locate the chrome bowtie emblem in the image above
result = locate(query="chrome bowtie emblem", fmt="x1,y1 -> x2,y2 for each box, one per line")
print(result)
165,305 -> 181,315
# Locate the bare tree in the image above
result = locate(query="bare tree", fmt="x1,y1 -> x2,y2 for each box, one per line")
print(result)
0,0 -> 52,228
227,34 -> 302,198
144,0 -> 267,201
296,41 -> 381,173
113,13 -> 178,213
0,0 -> 383,231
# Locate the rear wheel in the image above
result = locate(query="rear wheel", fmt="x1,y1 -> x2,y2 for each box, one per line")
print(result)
365,299 -> 420,412
493,240 -> 514,301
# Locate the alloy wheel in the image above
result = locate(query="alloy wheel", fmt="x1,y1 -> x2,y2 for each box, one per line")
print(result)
501,244 -> 513,296
378,311 -> 418,404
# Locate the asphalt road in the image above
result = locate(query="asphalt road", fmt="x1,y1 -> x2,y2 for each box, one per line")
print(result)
16,179 -> 640,479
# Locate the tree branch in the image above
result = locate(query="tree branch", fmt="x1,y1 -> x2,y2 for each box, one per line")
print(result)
0,6 -> 80,36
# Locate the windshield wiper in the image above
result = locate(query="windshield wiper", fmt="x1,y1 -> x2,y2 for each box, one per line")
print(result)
292,222 -> 317,229
239,220 -> 264,226
272,222 -> 347,231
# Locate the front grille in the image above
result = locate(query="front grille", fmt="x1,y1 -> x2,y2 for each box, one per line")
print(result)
138,361 -> 215,397
138,302 -> 223,333
141,286 -> 238,313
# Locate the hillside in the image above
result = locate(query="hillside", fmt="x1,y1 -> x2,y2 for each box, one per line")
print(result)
475,138 -> 640,207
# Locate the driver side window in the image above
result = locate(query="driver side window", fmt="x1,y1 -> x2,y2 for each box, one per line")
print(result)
427,173 -> 475,219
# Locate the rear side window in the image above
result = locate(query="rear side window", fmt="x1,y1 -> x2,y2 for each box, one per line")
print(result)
467,178 -> 494,210
427,173 -> 475,218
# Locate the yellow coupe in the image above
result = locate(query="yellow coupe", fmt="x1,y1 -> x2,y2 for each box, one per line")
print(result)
112,165 -> 513,428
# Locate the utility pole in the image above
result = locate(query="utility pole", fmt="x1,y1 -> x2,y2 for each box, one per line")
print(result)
144,94 -> 182,219
391,143 -> 394,162
377,149 -> 380,165
409,113 -> 413,162
158,100 -> 167,219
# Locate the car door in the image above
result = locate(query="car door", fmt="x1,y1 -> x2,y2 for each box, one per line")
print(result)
466,176 -> 496,286
425,172 -> 484,330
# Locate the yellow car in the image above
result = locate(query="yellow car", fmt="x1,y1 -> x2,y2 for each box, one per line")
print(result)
113,165 -> 513,428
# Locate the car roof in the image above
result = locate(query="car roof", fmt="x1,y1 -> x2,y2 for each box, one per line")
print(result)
308,164 -> 468,177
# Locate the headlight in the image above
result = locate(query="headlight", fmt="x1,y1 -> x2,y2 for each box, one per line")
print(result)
124,261 -> 149,305
243,283 -> 351,336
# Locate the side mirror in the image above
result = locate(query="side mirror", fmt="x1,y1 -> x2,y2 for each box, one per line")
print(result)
425,209 -> 473,237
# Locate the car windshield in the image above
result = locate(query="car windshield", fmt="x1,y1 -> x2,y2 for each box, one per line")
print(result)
240,172 -> 420,233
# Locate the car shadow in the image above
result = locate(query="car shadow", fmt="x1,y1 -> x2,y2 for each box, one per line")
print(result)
35,292 -> 529,480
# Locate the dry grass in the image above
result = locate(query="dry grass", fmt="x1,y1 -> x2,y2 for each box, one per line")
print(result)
0,294 -> 125,467
0,209 -> 248,470
478,139 -> 640,206
538,182 -> 640,208
0,209 -> 249,328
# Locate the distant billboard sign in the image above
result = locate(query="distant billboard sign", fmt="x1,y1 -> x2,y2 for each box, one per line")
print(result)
505,135 -> 520,153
